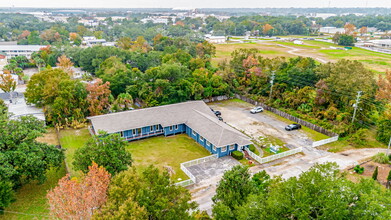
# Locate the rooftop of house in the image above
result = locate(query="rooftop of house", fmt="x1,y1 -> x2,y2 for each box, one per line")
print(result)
88,100 -> 252,147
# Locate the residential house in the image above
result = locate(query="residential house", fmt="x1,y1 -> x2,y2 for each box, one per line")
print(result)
88,101 -> 252,158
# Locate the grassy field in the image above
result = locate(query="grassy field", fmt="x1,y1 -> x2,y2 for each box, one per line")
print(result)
319,129 -> 387,153
1,128 -> 66,220
212,42 -> 292,66
213,39 -> 391,73
127,134 -> 211,182
59,128 -> 91,177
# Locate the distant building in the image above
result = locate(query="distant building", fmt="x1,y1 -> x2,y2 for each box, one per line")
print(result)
0,54 -> 8,71
319,27 -> 345,34
0,45 -> 47,60
205,35 -> 226,44
82,36 -> 107,47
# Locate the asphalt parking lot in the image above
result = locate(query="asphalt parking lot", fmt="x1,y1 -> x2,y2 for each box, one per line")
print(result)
208,100 -> 314,149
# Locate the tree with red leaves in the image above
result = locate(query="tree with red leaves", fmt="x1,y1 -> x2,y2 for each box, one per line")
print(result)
47,162 -> 111,220
86,78 -> 111,116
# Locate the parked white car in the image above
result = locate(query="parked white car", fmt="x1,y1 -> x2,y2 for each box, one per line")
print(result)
250,106 -> 264,114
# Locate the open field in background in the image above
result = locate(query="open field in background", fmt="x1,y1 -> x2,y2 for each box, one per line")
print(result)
212,43 -> 293,66
213,39 -> 391,74
59,128 -> 91,177
127,134 -> 211,182
1,128 -> 66,220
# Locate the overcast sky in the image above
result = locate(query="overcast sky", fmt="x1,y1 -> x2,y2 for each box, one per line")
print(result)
0,0 -> 390,8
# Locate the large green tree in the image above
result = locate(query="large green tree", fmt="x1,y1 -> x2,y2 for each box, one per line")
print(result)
94,166 -> 197,220
216,163 -> 391,219
212,165 -> 258,220
25,68 -> 88,126
0,115 -> 64,211
73,133 -> 132,176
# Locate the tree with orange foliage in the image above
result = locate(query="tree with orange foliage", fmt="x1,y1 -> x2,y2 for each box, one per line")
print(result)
47,162 -> 111,220
262,24 -> 274,35
86,78 -> 111,116
175,21 -> 185,27
56,55 -> 74,77
0,72 -> 16,101
344,23 -> 356,35
18,30 -> 30,39
131,36 -> 151,53
377,70 -> 391,102
359,26 -> 368,36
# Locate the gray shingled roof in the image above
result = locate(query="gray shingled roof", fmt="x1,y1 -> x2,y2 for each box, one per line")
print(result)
88,101 -> 252,147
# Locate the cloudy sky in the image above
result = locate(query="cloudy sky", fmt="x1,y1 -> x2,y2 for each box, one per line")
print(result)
0,0 -> 390,8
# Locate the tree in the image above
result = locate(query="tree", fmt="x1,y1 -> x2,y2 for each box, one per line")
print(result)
262,24 -> 274,35
387,169 -> 391,189
94,166 -> 196,220
25,68 -> 88,126
0,114 -> 64,211
111,93 -> 133,112
0,180 -> 14,214
359,26 -> 368,36
27,31 -> 41,45
73,133 -> 132,176
117,37 -> 133,50
338,34 -> 355,46
56,55 -> 74,77
212,165 -> 257,219
0,72 -> 16,101
372,166 -> 379,181
228,163 -> 391,219
47,162 -> 111,219
86,78 -> 111,116
332,32 -> 341,44
344,23 -> 356,35
377,70 -> 391,102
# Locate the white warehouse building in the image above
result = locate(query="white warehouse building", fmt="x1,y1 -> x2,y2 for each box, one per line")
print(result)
0,45 -> 47,60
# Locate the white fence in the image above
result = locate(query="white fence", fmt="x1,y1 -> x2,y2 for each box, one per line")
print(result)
247,147 -> 303,164
175,154 -> 218,187
312,136 -> 339,148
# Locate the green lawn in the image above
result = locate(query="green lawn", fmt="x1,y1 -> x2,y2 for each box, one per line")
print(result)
262,146 -> 290,157
126,134 -> 211,182
1,164 -> 67,220
59,128 -> 91,177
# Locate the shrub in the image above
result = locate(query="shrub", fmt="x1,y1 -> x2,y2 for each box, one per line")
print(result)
249,145 -> 256,152
353,165 -> 364,174
372,166 -> 379,181
372,153 -> 390,164
232,151 -> 244,160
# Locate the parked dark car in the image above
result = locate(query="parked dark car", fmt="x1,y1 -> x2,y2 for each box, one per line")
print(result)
214,111 -> 222,116
285,124 -> 301,131
218,116 -> 223,121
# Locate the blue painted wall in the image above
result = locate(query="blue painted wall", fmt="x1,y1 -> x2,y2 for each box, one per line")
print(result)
164,124 -> 186,136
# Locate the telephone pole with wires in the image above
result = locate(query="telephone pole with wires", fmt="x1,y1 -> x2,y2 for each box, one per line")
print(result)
269,71 -> 276,100
352,91 -> 362,123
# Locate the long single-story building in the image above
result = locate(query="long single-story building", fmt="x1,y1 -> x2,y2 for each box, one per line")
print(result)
87,101 -> 252,158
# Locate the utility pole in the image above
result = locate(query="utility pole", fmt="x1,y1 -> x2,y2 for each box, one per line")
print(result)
351,91 -> 362,123
269,71 -> 276,100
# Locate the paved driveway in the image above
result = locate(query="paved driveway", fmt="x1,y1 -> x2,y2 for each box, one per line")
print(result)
208,102 -> 313,149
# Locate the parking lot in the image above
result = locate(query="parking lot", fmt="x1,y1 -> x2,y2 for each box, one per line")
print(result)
208,100 -> 316,150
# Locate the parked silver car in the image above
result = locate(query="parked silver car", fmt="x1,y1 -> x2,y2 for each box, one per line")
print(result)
250,106 -> 264,114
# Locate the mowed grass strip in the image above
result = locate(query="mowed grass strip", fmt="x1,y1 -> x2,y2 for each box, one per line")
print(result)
127,134 -> 211,182
59,128 -> 91,177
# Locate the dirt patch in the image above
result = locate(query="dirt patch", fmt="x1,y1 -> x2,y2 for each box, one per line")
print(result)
359,161 -> 391,186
